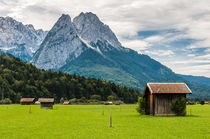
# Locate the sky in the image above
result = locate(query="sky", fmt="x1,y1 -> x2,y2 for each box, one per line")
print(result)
0,0 -> 210,77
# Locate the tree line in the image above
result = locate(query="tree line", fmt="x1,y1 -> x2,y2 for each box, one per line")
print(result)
0,55 -> 140,103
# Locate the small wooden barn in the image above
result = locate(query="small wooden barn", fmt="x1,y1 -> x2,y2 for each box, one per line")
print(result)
143,83 -> 192,116
38,98 -> 54,109
63,101 -> 69,105
20,98 -> 35,105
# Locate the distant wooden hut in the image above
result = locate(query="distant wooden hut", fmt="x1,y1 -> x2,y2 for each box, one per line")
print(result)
63,101 -> 69,105
35,101 -> 40,105
143,83 -> 192,116
104,101 -> 113,105
38,98 -> 54,109
204,101 -> 209,105
20,98 -> 35,105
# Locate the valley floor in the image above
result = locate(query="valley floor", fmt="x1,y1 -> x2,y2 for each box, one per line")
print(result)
0,104 -> 209,139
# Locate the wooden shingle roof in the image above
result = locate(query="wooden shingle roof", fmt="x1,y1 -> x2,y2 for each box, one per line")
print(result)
38,98 -> 54,103
146,83 -> 192,94
20,98 -> 35,103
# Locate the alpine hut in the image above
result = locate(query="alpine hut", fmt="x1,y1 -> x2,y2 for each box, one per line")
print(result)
20,98 -> 35,105
38,98 -> 54,109
143,83 -> 192,116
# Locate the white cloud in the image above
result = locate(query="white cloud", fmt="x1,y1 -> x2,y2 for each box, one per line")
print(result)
144,36 -> 164,42
121,39 -> 151,52
168,64 -> 210,77
144,50 -> 174,57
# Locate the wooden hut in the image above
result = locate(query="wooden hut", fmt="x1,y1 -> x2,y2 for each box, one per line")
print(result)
63,101 -> 69,105
143,83 -> 192,116
35,101 -> 40,105
38,98 -> 54,109
20,98 -> 35,105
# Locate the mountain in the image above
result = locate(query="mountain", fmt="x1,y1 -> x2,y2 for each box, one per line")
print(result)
0,55 -> 139,103
73,12 -> 122,49
0,17 -> 47,61
32,14 -> 88,69
179,74 -> 210,87
32,12 -> 210,100
0,51 -> 14,57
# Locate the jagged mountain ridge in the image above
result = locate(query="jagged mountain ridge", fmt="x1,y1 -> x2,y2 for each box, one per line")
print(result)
32,13 -> 122,69
0,16 -> 47,61
73,12 -> 122,49
32,14 -> 88,69
32,12 -> 210,100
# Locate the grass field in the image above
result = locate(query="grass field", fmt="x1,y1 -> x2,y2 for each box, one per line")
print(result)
0,104 -> 209,139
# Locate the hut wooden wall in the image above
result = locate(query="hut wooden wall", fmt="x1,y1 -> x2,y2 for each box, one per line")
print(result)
154,94 -> 186,116
145,94 -> 154,115
40,103 -> 53,109
144,87 -> 153,115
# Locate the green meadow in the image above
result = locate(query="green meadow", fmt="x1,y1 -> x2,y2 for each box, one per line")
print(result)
0,105 -> 209,139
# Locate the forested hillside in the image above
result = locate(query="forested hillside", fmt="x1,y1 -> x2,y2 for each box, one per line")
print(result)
0,55 -> 140,103
179,74 -> 210,87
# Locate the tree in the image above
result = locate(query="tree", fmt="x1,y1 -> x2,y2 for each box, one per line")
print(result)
171,97 -> 186,116
0,55 -> 140,103
136,97 -> 146,115
199,100 -> 205,105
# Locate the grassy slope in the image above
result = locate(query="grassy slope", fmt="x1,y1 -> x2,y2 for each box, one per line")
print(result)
0,105 -> 209,139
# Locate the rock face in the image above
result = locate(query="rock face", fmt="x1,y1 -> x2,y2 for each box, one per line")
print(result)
0,17 -> 47,61
73,12 -> 122,49
32,14 -> 87,69
32,12 -> 180,91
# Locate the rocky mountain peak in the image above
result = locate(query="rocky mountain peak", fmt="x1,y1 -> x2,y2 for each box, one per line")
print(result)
32,14 -> 87,69
25,24 -> 35,31
73,12 -> 122,48
0,16 -> 47,61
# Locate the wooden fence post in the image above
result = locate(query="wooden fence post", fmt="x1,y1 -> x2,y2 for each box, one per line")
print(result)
29,106 -> 32,114
102,106 -> 104,115
110,112 -> 112,127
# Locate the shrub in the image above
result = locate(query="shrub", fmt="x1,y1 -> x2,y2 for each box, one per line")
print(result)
113,100 -> 124,105
90,95 -> 101,101
136,97 -> 146,115
199,100 -> 205,105
69,98 -> 77,104
171,97 -> 186,116
107,95 -> 115,101
0,98 -> 12,104
78,97 -> 87,103
60,97 -> 65,104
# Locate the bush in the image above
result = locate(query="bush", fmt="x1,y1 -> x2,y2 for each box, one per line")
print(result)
113,100 -> 124,105
107,95 -> 115,101
78,97 -> 87,103
199,100 -> 205,105
60,97 -> 65,104
69,98 -> 77,104
0,98 -> 12,104
171,97 -> 186,116
136,97 -> 146,115
90,95 -> 101,101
